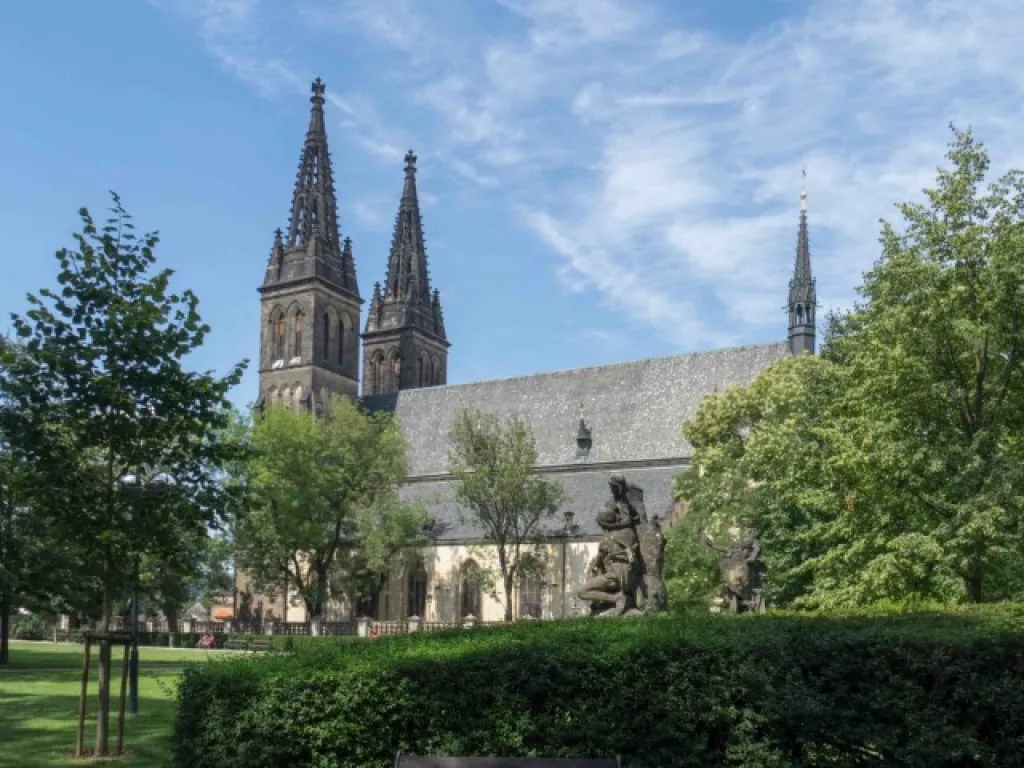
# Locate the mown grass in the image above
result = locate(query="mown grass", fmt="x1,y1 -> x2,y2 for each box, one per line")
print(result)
0,640 -> 237,768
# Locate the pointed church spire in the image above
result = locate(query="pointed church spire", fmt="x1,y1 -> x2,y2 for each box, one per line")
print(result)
263,78 -> 358,297
341,236 -> 358,295
361,152 -> 449,396
383,150 -> 433,305
788,168 -> 816,355
258,79 -> 362,412
265,227 -> 284,280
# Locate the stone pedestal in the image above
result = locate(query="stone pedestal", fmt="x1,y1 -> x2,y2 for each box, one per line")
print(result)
407,616 -> 421,633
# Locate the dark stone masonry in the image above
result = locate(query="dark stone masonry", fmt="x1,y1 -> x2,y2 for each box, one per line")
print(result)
257,79 -> 817,546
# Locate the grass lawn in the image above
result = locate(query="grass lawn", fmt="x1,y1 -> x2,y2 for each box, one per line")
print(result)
0,640 -> 235,768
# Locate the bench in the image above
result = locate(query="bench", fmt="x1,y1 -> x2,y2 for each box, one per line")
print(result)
395,756 -> 620,767
222,636 -> 278,653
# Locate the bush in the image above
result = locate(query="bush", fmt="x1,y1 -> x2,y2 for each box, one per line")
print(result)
171,604 -> 1024,768
12,613 -> 49,640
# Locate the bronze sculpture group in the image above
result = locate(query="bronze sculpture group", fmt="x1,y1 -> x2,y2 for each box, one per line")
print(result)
577,476 -> 668,617
700,532 -> 766,614
576,474 -> 766,617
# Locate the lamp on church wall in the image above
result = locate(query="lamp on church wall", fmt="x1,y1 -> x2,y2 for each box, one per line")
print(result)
575,402 -> 592,459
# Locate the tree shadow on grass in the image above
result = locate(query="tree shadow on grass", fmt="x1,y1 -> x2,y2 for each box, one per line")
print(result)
0,672 -> 180,768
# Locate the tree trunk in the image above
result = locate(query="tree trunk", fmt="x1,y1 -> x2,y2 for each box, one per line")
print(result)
308,566 -> 329,631
95,638 -> 111,756
0,476 -> 11,665
965,564 -> 984,603
95,562 -> 113,756
503,573 -> 515,623
0,589 -> 10,665
164,601 -> 179,635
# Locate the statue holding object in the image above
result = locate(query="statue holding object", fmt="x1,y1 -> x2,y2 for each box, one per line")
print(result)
700,531 -> 766,614
577,476 -> 668,617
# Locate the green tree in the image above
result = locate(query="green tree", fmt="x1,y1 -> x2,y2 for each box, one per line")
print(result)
145,525 -> 234,631
674,127 -> 1024,609
448,408 -> 563,622
827,126 -> 1024,603
235,396 -> 423,625
671,354 -> 869,608
0,195 -> 245,748
1,339 -> 99,663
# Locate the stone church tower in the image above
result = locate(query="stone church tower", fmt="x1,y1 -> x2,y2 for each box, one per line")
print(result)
258,78 -> 362,411
362,150 -> 449,395
787,180 -> 817,355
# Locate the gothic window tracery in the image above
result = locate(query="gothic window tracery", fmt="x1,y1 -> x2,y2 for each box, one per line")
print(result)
292,310 -> 303,358
337,317 -> 345,366
407,559 -> 428,618
369,351 -> 385,395
322,312 -> 330,361
459,560 -> 482,619
273,313 -> 285,359
519,573 -> 542,619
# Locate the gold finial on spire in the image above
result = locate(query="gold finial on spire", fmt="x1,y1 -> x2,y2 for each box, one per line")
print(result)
800,166 -> 807,212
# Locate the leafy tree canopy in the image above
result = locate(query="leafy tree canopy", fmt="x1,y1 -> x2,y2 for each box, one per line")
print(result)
448,408 -> 563,621
672,127 -> 1024,608
234,396 -> 424,622
0,194 -> 246,628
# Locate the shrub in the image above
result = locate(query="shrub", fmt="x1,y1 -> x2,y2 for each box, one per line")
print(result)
12,613 -> 49,640
172,606 -> 1024,768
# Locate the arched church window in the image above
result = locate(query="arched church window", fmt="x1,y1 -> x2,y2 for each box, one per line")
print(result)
407,559 -> 428,618
390,352 -> 402,392
337,318 -> 345,366
518,573 -> 542,619
459,560 -> 482,619
293,311 -> 303,358
369,352 -> 384,395
796,304 -> 804,324
322,312 -> 330,361
417,357 -> 424,387
274,315 -> 285,359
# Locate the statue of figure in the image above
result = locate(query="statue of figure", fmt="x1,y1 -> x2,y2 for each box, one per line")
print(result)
578,476 -> 668,617
637,514 -> 668,613
578,501 -> 642,617
700,532 -> 766,613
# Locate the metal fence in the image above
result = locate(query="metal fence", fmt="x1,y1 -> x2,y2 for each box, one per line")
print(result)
79,615 -> 501,639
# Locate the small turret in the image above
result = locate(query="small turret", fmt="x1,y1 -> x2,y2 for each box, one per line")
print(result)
787,168 -> 817,355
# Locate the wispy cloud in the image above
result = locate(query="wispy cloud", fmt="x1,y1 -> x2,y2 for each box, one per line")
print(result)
158,0 -> 1024,350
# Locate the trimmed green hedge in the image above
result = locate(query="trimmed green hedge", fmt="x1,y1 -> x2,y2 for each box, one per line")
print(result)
172,604 -> 1024,768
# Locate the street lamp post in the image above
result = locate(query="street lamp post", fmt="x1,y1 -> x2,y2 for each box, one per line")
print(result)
117,471 -> 175,716
560,509 -> 576,619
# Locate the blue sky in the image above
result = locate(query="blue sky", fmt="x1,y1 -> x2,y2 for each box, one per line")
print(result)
2,0 -> 1022,407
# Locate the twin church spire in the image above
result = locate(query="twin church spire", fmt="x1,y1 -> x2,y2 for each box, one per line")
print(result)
259,78 -> 447,409
265,78 -> 358,296
259,78 -> 815,409
362,150 -> 450,395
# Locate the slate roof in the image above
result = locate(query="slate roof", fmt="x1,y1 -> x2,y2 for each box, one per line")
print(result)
363,341 -> 790,478
403,463 -> 685,541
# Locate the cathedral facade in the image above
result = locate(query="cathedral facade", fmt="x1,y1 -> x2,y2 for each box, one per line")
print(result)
247,79 -> 817,624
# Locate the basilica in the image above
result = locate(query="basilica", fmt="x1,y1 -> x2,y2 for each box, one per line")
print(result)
242,78 -> 816,624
